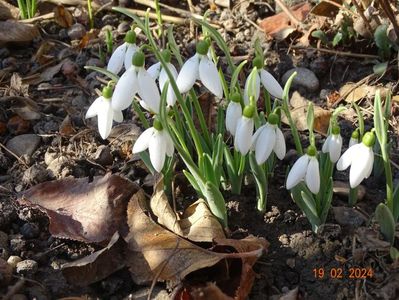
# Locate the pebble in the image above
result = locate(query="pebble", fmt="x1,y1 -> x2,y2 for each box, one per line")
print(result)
6,134 -> 41,157
86,58 -> 104,68
16,259 -> 38,275
22,164 -> 48,185
67,23 -> 87,40
94,145 -> 113,166
0,247 -> 9,260
117,21 -> 130,34
9,235 -> 26,253
20,223 -> 40,239
282,67 -> 320,92
7,255 -> 22,269
102,14 -> 118,26
0,231 -> 8,249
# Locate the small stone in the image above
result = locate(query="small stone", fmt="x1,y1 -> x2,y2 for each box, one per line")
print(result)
7,255 -> 22,269
0,248 -> 9,260
16,259 -> 38,275
224,19 -> 235,30
9,235 -> 26,253
22,164 -> 48,185
286,258 -> 295,268
6,134 -> 41,157
102,14 -> 118,26
47,156 -> 69,178
235,31 -> 245,43
44,150 -> 57,166
0,231 -> 8,249
20,223 -> 40,239
94,145 -> 113,166
86,58 -> 104,68
117,21 -> 130,34
282,67 -> 320,92
67,23 -> 87,40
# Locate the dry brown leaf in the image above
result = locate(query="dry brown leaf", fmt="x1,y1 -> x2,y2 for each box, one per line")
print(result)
0,20 -> 39,44
340,83 -> 374,103
4,95 -> 41,120
259,2 -> 311,40
7,115 -> 30,135
59,115 -> 76,136
54,5 -> 73,28
20,174 -> 140,243
10,73 -> 29,97
310,0 -> 342,17
62,232 -> 127,286
0,0 -> 19,20
356,227 -> 391,251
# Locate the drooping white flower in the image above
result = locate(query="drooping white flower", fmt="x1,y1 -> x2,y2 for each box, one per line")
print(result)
286,146 -> 320,194
251,113 -> 286,164
107,30 -> 138,74
243,57 -> 283,105
234,105 -> 254,155
337,132 -> 375,188
85,86 -> 123,140
322,126 -> 342,163
176,40 -> 223,98
112,51 -> 160,113
132,118 -> 174,172
147,50 -> 178,107
225,93 -> 242,136
349,129 -> 360,148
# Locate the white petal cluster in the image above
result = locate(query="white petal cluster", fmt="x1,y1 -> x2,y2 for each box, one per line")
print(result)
112,52 -> 160,113
176,42 -> 223,98
337,138 -> 374,188
251,122 -> 286,164
322,133 -> 342,163
133,126 -> 174,172
148,61 -> 178,107
106,31 -> 138,74
244,69 -> 283,105
286,153 -> 320,194
234,115 -> 254,155
225,98 -> 242,136
85,95 -> 123,140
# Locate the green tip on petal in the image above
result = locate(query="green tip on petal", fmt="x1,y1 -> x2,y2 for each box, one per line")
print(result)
196,40 -> 210,55
268,113 -> 279,125
124,30 -> 136,44
162,49 -> 172,63
153,118 -> 163,131
362,131 -> 375,147
231,92 -> 241,103
132,51 -> 145,67
102,86 -> 113,99
252,56 -> 263,69
306,145 -> 317,157
351,129 -> 359,139
332,125 -> 340,135
243,105 -> 255,118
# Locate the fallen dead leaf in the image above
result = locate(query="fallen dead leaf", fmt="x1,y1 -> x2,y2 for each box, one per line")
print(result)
62,232 -> 127,286
20,174 -> 140,243
356,227 -> 391,251
10,73 -> 29,97
59,115 -> 76,136
54,5 -> 73,28
0,20 -> 39,44
340,83 -> 390,103
310,0 -> 342,17
6,115 -> 30,135
332,206 -> 367,227
0,0 -> 19,20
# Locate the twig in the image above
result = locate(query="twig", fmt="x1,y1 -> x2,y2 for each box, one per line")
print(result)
0,142 -> 28,167
289,45 -> 380,59
352,0 -> 373,35
379,0 -> 399,41
243,15 -> 264,32
186,0 -> 195,38
20,12 -> 54,23
274,0 -> 301,27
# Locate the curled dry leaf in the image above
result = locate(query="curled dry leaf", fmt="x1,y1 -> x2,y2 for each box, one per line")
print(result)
0,20 -> 39,44
54,5 -> 73,28
310,0 -> 342,17
62,232 -> 127,286
20,173 -> 140,243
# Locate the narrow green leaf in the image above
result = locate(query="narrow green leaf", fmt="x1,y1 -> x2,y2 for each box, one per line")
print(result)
183,170 -> 202,194
375,203 -> 395,244
374,90 -> 387,145
84,66 -> 120,82
352,102 -> 364,137
311,30 -> 328,44
204,181 -> 227,227
332,32 -> 343,47
229,60 -> 247,95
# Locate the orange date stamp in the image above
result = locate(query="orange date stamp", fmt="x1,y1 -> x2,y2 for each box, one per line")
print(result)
313,267 -> 374,279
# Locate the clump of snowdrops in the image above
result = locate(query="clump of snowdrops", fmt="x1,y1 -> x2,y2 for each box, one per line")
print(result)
85,8 -> 398,255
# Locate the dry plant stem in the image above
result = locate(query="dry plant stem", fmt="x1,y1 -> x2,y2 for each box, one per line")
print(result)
274,0 -> 301,26
186,0 -> 195,37
0,142 -> 28,167
379,0 -> 399,41
20,12 -> 54,23
290,45 -> 380,59
322,0 -> 359,17
352,0 -> 373,35
244,15 -> 265,32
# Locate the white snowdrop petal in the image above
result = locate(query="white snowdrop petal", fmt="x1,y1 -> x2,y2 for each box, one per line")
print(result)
273,127 -> 286,160
286,155 -> 309,190
226,102 -> 242,136
255,124 -> 275,164
336,144 -> 359,171
97,99 -> 113,140
363,147 -> 374,179
85,96 -> 103,118
349,144 -> 370,188
113,110 -> 123,122
305,157 -> 320,194
234,117 -> 253,155
107,43 -> 127,74
159,67 -> 169,92
164,63 -> 178,106
243,72 -> 260,105
137,68 -> 161,114
163,131 -> 174,157
322,135 -> 331,153
329,134 -> 342,163
112,67 -> 138,111
132,127 -> 154,154
250,125 -> 265,151
198,56 -> 223,98
147,62 -> 162,80
124,44 -> 138,70
260,69 -> 283,99
176,54 -> 199,94
149,131 -> 166,172
349,138 -> 359,148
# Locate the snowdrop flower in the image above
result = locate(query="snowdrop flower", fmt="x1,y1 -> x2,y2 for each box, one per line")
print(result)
349,129 -> 360,148
243,56 -> 284,105
322,125 -> 342,163
286,146 -> 320,194
107,30 -> 138,74
225,93 -> 242,136
132,118 -> 174,172
147,50 -> 178,106
112,51 -> 160,113
176,40 -> 223,98
234,105 -> 255,155
337,131 -> 375,188
251,113 -> 286,164
85,86 -> 123,140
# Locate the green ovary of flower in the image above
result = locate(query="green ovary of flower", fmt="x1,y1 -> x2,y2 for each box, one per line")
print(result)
362,131 -> 376,147
132,51 -> 145,67
124,30 -> 136,44
196,40 -> 210,55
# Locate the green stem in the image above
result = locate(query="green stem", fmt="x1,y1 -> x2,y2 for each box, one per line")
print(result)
131,100 -> 149,128
88,0 -> 94,29
348,187 -> 358,206
381,145 -> 394,212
